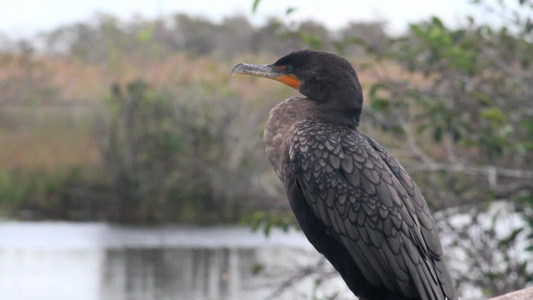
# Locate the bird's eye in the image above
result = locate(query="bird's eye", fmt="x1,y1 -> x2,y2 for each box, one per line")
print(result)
286,65 -> 294,72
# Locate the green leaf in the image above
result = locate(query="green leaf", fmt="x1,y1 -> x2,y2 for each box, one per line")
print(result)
497,124 -> 514,138
251,264 -> 264,275
475,92 -> 493,105
431,16 -> 444,28
433,126 -> 443,142
450,29 -> 466,41
497,228 -> 524,248
410,24 -> 425,39
480,107 -> 508,126
137,27 -> 153,42
452,129 -> 462,142
252,0 -> 261,14
314,278 -> 322,286
264,222 -> 272,237
286,7 -> 297,15
300,32 -> 323,50
371,98 -> 390,111
483,272 -> 500,280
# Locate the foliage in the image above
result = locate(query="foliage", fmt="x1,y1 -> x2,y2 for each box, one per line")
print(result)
363,1 -> 533,297
0,167 -> 99,220
240,210 -> 297,237
0,9 -> 391,66
364,1 -> 533,209
0,51 -> 296,224
0,54 -> 59,101
248,0 -> 533,299
100,78 -> 280,223
437,204 -> 532,298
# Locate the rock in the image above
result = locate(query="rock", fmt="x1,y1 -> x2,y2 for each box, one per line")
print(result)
489,288 -> 533,300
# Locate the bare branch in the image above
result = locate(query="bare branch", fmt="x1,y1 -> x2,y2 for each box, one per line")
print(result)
263,265 -> 316,300
399,121 -> 436,165
408,163 -> 533,179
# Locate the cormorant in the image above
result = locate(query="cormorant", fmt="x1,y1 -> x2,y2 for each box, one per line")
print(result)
232,50 -> 457,300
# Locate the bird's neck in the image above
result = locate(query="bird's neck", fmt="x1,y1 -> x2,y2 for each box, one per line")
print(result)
264,97 -> 305,179
298,71 -> 363,126
314,99 -> 361,128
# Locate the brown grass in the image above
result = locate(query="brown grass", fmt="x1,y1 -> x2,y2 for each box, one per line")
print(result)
0,108 -> 100,170
0,127 -> 99,170
0,52 -> 427,172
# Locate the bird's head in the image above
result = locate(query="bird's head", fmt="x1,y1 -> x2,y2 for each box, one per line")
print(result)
232,50 -> 363,122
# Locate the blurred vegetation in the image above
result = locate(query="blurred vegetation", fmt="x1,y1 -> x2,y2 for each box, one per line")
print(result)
248,0 -> 533,298
99,78 -> 280,223
0,8 -> 390,223
0,0 -> 530,297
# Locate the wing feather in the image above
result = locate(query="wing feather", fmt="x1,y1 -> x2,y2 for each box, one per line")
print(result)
288,120 -> 456,300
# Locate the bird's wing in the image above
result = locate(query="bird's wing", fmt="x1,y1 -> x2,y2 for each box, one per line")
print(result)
287,120 -> 456,300
362,133 -> 457,300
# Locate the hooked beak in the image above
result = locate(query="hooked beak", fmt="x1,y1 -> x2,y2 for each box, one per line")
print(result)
231,63 -> 300,90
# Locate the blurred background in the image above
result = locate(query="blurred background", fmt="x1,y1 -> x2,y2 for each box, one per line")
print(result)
0,0 -> 532,299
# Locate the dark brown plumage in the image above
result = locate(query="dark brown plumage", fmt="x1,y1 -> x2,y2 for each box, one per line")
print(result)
232,50 -> 457,300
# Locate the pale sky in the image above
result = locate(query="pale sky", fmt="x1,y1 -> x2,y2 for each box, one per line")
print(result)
0,0 -> 492,38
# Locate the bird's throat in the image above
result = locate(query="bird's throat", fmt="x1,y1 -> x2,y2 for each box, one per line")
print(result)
264,97 -> 311,180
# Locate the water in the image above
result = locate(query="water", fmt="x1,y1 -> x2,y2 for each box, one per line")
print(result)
0,222 -> 340,300
2,204 -> 530,300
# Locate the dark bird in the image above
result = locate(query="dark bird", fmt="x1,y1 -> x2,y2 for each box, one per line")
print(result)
232,50 -> 457,300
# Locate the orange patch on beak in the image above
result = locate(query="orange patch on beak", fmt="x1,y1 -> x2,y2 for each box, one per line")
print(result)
274,74 -> 300,90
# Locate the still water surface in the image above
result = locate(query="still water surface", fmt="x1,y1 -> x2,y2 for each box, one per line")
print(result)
5,206 -> 524,300
0,222 -> 337,300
